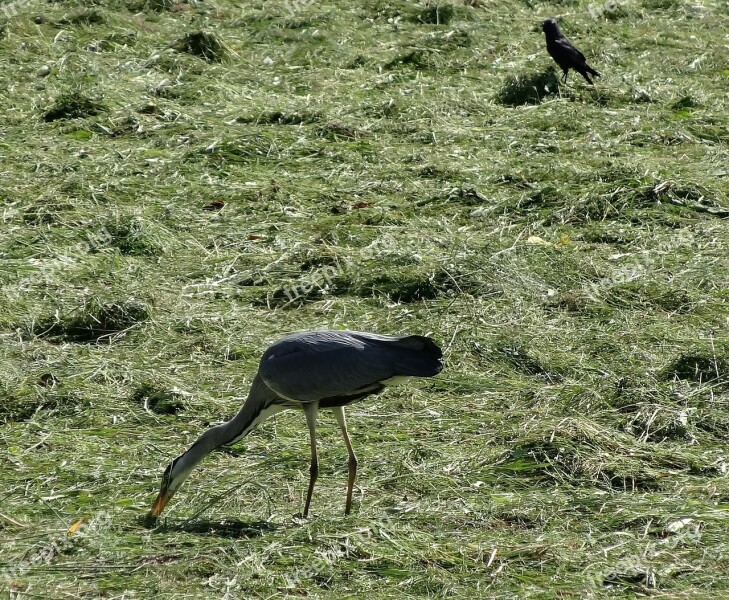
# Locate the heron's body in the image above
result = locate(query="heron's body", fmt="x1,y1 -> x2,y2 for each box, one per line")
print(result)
148,330 -> 443,520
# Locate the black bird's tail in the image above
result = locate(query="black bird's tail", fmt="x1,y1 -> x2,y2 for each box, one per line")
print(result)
579,64 -> 600,85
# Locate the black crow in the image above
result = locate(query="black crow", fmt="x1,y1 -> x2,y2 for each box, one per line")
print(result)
542,19 -> 600,85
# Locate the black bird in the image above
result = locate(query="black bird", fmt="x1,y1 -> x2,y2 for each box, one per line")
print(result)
542,19 -> 600,85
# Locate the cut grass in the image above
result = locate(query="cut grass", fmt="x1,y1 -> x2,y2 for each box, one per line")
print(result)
1,0 -> 728,598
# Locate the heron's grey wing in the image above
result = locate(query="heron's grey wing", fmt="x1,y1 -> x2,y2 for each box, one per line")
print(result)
258,331 -> 442,402
258,343 -> 399,402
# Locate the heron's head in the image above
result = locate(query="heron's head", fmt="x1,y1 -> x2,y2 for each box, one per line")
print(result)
542,19 -> 560,37
147,454 -> 195,520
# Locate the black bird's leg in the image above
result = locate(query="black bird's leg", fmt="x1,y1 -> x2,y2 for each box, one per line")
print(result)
562,69 -> 569,83
303,402 -> 319,517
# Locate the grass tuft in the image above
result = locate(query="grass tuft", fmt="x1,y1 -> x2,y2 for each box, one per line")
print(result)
495,343 -> 561,382
132,0 -> 176,11
316,121 -> 360,140
43,90 -> 106,122
343,267 -> 481,303
33,298 -> 150,343
105,215 -> 168,256
236,111 -> 322,125
602,280 -> 696,312
664,352 -> 728,384
55,8 -> 106,26
418,3 -> 456,24
495,67 -> 561,106
384,49 -> 434,70
171,31 -> 226,62
131,382 -> 186,415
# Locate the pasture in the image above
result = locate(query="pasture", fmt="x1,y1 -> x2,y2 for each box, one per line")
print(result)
1,0 -> 728,597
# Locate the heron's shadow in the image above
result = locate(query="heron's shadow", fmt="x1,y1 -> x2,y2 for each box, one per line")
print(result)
145,517 -> 277,539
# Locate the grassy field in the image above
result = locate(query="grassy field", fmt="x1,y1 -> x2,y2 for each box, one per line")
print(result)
1,0 -> 728,597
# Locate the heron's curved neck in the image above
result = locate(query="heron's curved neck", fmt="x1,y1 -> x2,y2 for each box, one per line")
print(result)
219,373 -> 282,443
176,374 -> 283,475
219,399 -> 282,448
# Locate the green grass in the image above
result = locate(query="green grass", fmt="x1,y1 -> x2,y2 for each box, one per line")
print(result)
1,0 -> 728,597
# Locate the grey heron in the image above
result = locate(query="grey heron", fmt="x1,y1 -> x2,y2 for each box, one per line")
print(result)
148,330 -> 443,520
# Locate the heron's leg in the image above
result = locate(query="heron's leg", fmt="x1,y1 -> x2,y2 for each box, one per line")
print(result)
302,402 -> 319,517
332,406 -> 358,515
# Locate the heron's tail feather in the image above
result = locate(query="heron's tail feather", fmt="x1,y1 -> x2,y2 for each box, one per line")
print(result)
390,335 -> 444,377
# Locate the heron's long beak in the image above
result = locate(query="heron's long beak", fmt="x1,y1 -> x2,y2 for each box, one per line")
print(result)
148,486 -> 176,518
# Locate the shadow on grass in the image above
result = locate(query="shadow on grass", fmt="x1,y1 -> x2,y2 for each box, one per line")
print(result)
142,516 -> 277,539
